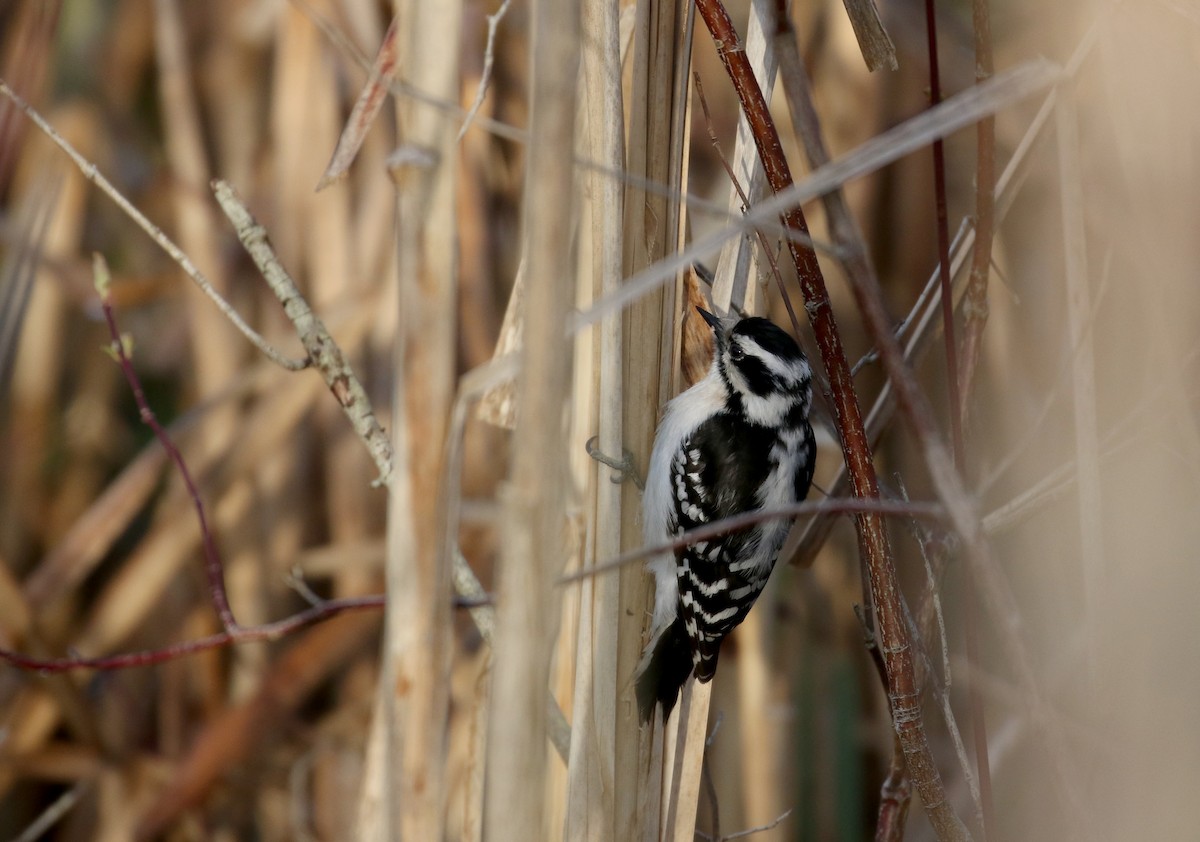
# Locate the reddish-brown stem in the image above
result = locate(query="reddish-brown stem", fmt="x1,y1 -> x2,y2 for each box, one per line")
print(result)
99,296 -> 238,633
957,0 -> 997,425
693,1 -> 967,838
959,1 -> 998,835
875,730 -> 914,842
0,595 -> 384,672
0,289 -> 396,675
924,0 -> 965,469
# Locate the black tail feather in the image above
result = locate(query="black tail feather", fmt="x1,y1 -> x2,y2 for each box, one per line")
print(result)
634,618 -> 695,724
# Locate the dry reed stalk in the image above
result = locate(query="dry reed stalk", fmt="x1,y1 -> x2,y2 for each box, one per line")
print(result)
483,1 -> 579,839
360,0 -> 463,839
565,0 -> 626,838
615,1 -> 693,838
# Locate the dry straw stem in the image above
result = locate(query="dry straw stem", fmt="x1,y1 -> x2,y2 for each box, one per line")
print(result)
699,4 -> 789,826
317,15 -> 399,191
564,0 -> 625,837
366,1 -> 463,838
956,0 -> 998,426
958,0 -> 999,833
483,1 -> 579,840
922,0 -> 967,469
153,0 -> 241,431
445,356 -> 572,761
613,1 -> 694,837
693,0 -> 968,837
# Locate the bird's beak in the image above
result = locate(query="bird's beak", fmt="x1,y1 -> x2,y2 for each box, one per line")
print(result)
696,307 -> 723,332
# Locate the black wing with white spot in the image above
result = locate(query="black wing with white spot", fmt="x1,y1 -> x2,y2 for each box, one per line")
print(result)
670,412 -> 777,681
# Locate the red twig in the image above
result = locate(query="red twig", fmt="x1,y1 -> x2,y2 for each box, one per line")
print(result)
0,596 -> 385,673
693,1 -> 969,838
924,0 -> 965,468
98,286 -> 239,633
957,0 -> 998,426
875,731 -> 914,842
959,1 -> 998,835
0,263 -> 388,675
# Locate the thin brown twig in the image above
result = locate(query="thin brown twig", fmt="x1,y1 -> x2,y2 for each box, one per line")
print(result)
924,2 -> 994,836
0,260 -> 389,675
959,4 -> 999,832
923,0 -> 966,468
0,595 -> 385,673
956,0 -> 998,426
93,255 -> 237,634
457,0 -> 513,141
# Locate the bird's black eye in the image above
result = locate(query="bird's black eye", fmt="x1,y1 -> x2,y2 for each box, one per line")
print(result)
729,343 -> 744,361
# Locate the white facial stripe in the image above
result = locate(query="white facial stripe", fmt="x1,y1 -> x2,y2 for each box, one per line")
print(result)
737,336 -> 811,385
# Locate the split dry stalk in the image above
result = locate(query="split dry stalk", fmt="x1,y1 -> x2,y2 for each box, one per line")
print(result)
613,1 -> 692,838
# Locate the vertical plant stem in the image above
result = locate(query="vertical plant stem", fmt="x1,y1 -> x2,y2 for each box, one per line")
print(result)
957,0 -> 997,420
376,1 -> 462,839
616,1 -> 690,838
959,2 -> 998,835
566,0 -> 625,837
694,0 -> 969,837
483,0 -> 579,839
923,0 -> 965,468
875,732 -> 913,842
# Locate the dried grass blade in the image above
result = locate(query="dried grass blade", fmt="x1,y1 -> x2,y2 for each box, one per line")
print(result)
317,16 -> 400,191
